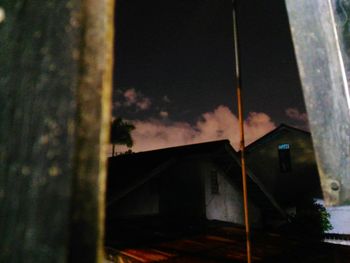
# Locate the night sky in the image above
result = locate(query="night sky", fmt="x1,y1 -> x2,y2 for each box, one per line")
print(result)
111,0 -> 350,232
112,0 -> 308,152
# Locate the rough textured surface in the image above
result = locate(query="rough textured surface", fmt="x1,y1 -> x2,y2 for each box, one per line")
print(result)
285,0 -> 350,206
0,0 -> 114,262
204,162 -> 262,227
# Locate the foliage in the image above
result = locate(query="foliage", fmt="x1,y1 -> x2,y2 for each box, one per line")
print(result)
286,198 -> 333,240
314,201 -> 333,232
110,117 -> 135,156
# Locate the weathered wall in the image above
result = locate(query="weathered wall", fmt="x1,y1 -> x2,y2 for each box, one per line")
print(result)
202,162 -> 262,227
159,159 -> 206,220
109,159 -> 206,220
246,129 -> 321,205
109,158 -> 263,227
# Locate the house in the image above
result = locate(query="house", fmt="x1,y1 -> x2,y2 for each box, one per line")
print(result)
245,124 -> 350,243
245,124 -> 322,209
106,140 -> 286,234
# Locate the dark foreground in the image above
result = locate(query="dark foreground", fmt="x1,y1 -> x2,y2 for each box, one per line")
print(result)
105,218 -> 350,262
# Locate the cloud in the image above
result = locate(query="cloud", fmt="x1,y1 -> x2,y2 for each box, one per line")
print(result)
285,108 -> 308,122
124,88 -> 138,105
115,105 -> 276,153
159,111 -> 169,118
136,98 -> 152,110
285,107 -> 309,130
244,112 -> 277,144
120,88 -> 152,110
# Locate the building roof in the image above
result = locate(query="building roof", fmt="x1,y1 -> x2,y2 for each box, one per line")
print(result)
105,221 -> 350,262
107,140 -> 286,219
245,124 -> 311,153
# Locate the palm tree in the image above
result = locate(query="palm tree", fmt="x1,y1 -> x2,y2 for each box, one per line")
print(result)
110,117 -> 135,156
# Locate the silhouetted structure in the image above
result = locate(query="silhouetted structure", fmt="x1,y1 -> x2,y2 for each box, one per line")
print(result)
106,140 -> 288,246
245,124 -> 322,210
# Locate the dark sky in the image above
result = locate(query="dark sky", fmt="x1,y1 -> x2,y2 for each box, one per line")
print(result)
111,0 -> 350,224
113,0 -> 307,132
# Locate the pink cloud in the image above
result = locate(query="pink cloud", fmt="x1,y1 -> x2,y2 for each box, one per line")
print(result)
244,112 -> 276,144
285,108 -> 309,130
285,108 -> 308,122
136,98 -> 152,110
114,105 -> 276,153
124,88 -> 138,105
122,88 -> 152,110
159,111 -> 169,118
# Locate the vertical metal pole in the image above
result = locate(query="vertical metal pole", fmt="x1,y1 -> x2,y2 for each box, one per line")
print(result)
232,1 -> 252,262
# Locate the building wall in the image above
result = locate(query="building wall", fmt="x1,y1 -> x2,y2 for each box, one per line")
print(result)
159,158 -> 206,220
110,158 -> 262,228
110,179 -> 159,218
202,162 -> 262,227
111,158 -> 206,220
246,129 -> 321,205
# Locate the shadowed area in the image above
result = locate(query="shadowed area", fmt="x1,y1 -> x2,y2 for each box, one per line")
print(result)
105,220 -> 350,262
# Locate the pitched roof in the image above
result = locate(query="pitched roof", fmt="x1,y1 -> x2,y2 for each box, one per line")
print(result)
107,140 -> 231,203
107,140 -> 286,219
245,123 -> 311,153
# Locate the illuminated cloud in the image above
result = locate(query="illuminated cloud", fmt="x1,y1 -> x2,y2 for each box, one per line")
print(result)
159,111 -> 169,118
244,112 -> 277,144
124,88 -> 138,105
121,88 -> 152,110
114,105 -> 276,153
285,108 -> 308,122
136,98 -> 152,110
285,107 -> 309,130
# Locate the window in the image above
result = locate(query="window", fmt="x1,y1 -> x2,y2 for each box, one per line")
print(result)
210,170 -> 219,194
278,143 -> 291,172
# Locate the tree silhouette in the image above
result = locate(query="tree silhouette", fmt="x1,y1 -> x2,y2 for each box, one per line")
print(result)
281,197 -> 333,240
110,117 -> 135,156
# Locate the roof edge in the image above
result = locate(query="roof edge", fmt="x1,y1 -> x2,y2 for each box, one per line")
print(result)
223,143 -> 289,220
245,123 -> 310,152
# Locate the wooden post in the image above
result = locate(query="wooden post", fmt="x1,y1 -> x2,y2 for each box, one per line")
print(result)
285,0 -> 350,206
0,0 -> 114,262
